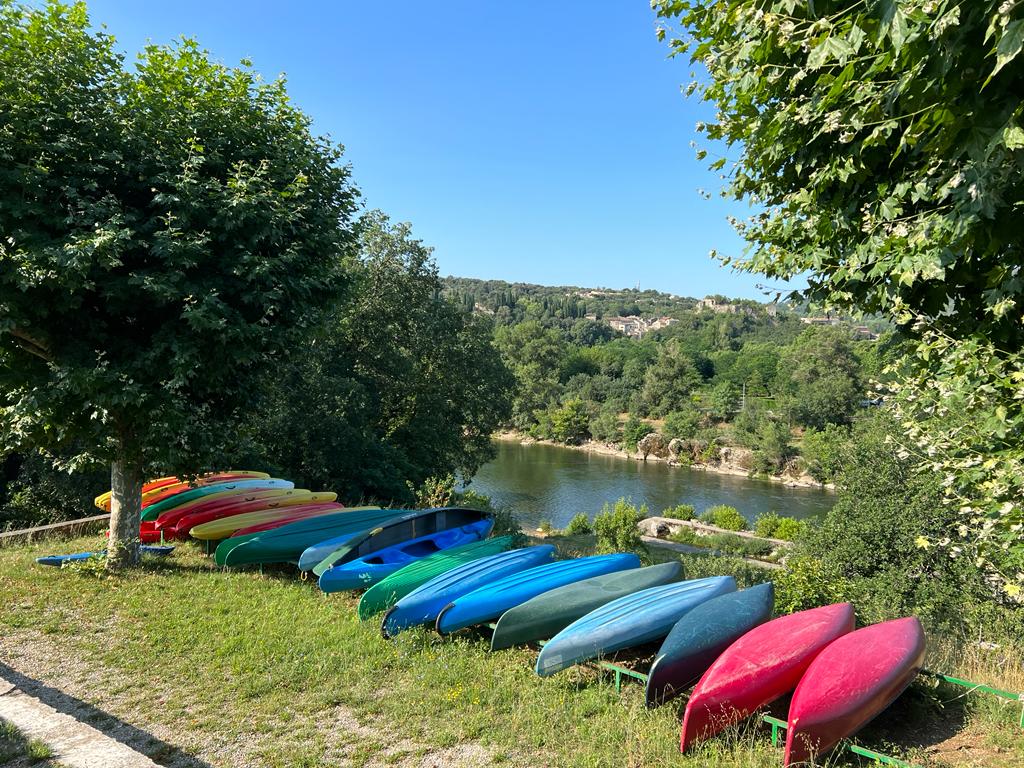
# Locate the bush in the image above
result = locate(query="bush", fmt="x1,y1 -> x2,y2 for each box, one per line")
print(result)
662,407 -> 701,441
594,497 -> 649,560
550,399 -> 590,445
699,505 -> 748,531
564,513 -> 593,536
662,503 -> 696,521
589,410 -> 620,443
537,519 -> 556,535
773,517 -> 807,542
800,423 -> 851,483
621,414 -> 654,451
753,511 -> 782,538
453,487 -> 524,541
669,527 -> 697,545
774,556 -> 849,614
703,533 -> 774,560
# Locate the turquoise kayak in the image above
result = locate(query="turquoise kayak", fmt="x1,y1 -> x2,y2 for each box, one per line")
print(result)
490,561 -> 683,651
382,545 -> 556,638
535,576 -> 737,676
435,553 -> 641,636
645,582 -> 774,706
317,518 -> 494,593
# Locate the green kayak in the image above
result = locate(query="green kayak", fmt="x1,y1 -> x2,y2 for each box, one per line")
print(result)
215,508 -> 406,567
357,535 -> 516,620
490,561 -> 683,651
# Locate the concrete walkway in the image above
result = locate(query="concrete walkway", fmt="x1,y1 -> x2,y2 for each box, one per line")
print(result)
0,677 -> 160,768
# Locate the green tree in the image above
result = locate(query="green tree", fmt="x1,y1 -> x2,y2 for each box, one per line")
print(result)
249,213 -> 513,503
0,2 -> 358,567
640,341 -> 703,417
655,0 -> 1024,592
589,409 -> 621,443
621,414 -> 654,451
800,423 -> 851,484
662,406 -> 701,441
776,327 -> 862,429
493,321 -> 565,430
550,399 -> 590,445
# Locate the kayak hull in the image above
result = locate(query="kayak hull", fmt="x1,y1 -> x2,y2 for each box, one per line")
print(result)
535,576 -> 737,677
436,553 -> 641,636
307,507 -> 493,575
140,479 -> 293,521
37,545 -> 175,566
784,616 -> 925,766
169,492 -> 337,539
358,536 -> 516,620
317,519 -> 494,593
490,561 -> 683,651
382,545 -> 556,638
680,602 -> 855,752
217,508 -> 407,567
646,582 -> 774,707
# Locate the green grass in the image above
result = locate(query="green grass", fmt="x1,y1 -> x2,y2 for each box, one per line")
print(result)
1,535 -> 1022,767
0,720 -> 55,764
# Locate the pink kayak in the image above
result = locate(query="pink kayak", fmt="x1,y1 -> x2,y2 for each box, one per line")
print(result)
784,616 -> 926,766
681,603 -> 855,752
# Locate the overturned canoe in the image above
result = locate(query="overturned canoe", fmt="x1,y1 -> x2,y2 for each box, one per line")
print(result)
358,536 -> 516,620
170,492 -> 338,539
307,507 -> 492,576
140,479 -> 293,521
153,488 -> 308,533
784,616 -> 925,766
382,546 -> 556,638
491,561 -> 683,651
535,576 -> 737,677
646,582 -> 774,707
436,553 -> 641,636
215,508 -> 404,567
317,519 -> 494,593
191,503 -> 359,541
37,545 -> 175,566
680,602 -> 855,752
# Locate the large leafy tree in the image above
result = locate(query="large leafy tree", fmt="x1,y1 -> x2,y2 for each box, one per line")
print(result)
656,0 -> 1024,593
493,321 -> 566,429
249,212 -> 513,503
775,326 -> 862,429
0,2 -> 358,567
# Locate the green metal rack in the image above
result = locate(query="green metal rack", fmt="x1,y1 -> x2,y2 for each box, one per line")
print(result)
591,657 -> 1023,768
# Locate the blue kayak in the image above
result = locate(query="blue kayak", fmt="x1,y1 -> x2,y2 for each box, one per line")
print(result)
36,545 -> 175,567
645,582 -> 775,706
318,519 -> 494,593
435,553 -> 640,636
382,545 -> 556,638
535,576 -> 737,676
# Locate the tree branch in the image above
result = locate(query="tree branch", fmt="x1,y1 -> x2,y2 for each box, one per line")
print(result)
7,328 -> 53,362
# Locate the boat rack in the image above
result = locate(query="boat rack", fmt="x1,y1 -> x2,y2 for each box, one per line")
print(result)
590,658 -> 1024,768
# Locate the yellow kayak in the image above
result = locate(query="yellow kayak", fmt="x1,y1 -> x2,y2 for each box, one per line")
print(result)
190,501 -> 377,540
94,471 -> 271,510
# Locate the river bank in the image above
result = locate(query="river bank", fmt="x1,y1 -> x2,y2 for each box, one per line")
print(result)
493,431 -> 834,491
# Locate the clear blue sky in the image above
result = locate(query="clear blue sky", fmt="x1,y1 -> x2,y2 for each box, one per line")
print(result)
85,1 -> 778,300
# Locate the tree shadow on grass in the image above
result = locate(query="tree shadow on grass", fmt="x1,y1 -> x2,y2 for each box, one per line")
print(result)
0,662 -> 214,768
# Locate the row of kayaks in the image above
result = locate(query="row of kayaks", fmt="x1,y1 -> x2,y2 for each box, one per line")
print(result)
65,471 -> 927,764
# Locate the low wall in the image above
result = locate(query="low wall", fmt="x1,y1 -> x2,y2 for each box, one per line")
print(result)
0,514 -> 110,548
637,515 -> 792,547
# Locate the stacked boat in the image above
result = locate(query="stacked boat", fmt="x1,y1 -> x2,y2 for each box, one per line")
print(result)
70,472 -> 927,764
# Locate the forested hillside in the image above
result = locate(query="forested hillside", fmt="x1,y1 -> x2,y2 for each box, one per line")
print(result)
443,276 -> 902,482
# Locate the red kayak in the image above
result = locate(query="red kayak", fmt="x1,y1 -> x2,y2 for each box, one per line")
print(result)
681,603 -> 855,752
141,473 -> 264,508
168,493 -> 336,539
154,489 -> 302,533
784,616 -> 926,766
139,520 -> 161,543
231,503 -> 345,536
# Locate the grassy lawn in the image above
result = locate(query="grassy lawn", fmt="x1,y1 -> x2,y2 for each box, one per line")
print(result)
0,534 -> 1022,767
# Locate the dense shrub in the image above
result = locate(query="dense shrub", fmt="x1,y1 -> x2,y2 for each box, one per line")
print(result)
1,451 -> 107,531
594,498 -> 649,560
669,527 -> 697,545
550,399 -> 590,445
564,513 -> 593,535
703,533 -> 774,560
800,424 -> 851,483
621,415 -> 654,452
537,519 -> 556,535
753,512 -> 781,539
589,410 -> 620,443
773,517 -> 807,542
662,407 -> 701,441
662,503 -> 696,521
774,556 -> 849,614
699,504 -> 748,531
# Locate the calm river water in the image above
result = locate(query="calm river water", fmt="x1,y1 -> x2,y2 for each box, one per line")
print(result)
467,441 -> 835,530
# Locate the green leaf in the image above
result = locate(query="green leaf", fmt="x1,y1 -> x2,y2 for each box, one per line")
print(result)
808,36 -> 856,70
991,20 -> 1024,81
1004,123 -> 1024,150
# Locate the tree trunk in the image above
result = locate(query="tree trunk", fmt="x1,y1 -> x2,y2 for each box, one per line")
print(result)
107,457 -> 142,571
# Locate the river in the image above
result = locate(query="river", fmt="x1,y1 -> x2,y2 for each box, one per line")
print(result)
466,441 -> 835,530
